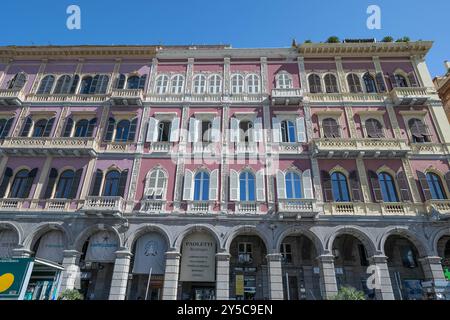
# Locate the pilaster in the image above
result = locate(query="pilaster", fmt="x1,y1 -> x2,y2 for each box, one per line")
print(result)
401,157 -> 422,203
30,156 -> 53,206
216,252 -> 230,300
223,57 -> 231,95
162,251 -> 181,300
147,58 -> 158,95
297,56 -> 308,89
79,157 -> 97,199
109,250 -> 132,300
260,57 -> 268,95
29,59 -> 48,94
344,105 -> 357,138
184,58 -> 194,95
355,158 -> 371,202
335,57 -> 347,93
367,255 -> 395,300
266,253 -> 284,300
317,254 -> 338,299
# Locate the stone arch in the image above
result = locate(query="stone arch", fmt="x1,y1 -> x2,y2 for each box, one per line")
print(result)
430,226 -> 450,257
274,225 -> 325,256
174,224 -> 222,251
125,224 -> 172,250
74,224 -> 123,252
0,222 -> 23,246
378,226 -> 430,257
224,225 -> 271,253
326,226 -> 378,257
23,222 -> 72,252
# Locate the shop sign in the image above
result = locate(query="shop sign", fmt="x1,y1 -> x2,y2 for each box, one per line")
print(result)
132,233 -> 167,275
35,231 -> 65,264
0,230 -> 19,259
0,258 -> 34,300
179,233 -> 216,282
235,274 -> 244,296
85,231 -> 119,263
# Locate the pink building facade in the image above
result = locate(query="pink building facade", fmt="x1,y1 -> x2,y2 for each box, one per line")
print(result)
0,42 -> 450,300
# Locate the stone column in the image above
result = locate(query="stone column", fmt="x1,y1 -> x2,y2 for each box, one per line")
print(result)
59,250 -> 81,293
266,253 -> 284,300
419,256 -> 446,282
12,247 -> 33,258
367,255 -> 395,300
216,252 -> 230,300
108,250 -> 132,300
162,251 -> 181,300
317,254 -> 338,299
30,156 -> 53,207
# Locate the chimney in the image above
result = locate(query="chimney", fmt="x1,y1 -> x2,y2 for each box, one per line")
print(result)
445,60 -> 450,73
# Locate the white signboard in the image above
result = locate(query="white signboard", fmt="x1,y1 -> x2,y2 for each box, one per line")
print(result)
132,233 -> 167,275
36,231 -> 65,264
0,230 -> 19,258
179,233 -> 216,282
85,231 -> 118,263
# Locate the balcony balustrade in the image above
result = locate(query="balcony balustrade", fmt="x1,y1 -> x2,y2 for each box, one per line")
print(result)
323,201 -> 423,216
187,201 -> 214,214
0,198 -> 26,211
27,93 -> 110,104
271,88 -> 303,105
0,137 -> 97,156
235,201 -> 258,214
82,196 -> 124,215
305,92 -> 386,104
410,143 -> 450,156
272,142 -> 304,154
277,199 -> 317,219
110,89 -> 144,106
139,199 -> 166,214
425,200 -> 450,215
389,87 -> 433,106
149,141 -> 172,153
235,142 -> 258,155
0,89 -> 25,106
103,141 -> 136,153
311,138 -> 410,158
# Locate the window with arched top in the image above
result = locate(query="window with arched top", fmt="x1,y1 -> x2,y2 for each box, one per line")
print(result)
127,75 -> 147,90
157,121 -> 171,142
31,118 -> 55,138
0,118 -> 14,139
347,73 -> 362,93
9,169 -> 37,199
54,75 -> 78,94
37,75 -> 55,94
280,120 -> 296,143
246,74 -> 260,94
239,171 -> 255,201
378,172 -> 399,202
276,72 -> 292,89
79,76 -> 93,94
145,168 -> 167,199
324,74 -> 339,93
308,74 -> 322,93
155,75 -> 169,94
103,170 -> 121,197
363,73 -> 377,93
170,75 -> 184,94
322,118 -> 340,138
74,119 -> 89,137
115,74 -> 126,89
285,171 -> 302,199
193,74 -> 207,94
426,173 -> 447,200
408,118 -> 431,143
208,74 -> 222,94
231,74 -> 244,94
54,170 -> 75,199
194,171 -> 210,201
331,172 -> 350,202
8,72 -> 27,90
394,74 -> 408,88
365,118 -> 384,138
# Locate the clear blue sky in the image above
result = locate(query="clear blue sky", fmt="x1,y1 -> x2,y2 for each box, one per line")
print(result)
0,0 -> 448,76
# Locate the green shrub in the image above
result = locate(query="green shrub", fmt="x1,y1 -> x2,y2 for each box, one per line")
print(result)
382,36 -> 394,42
326,36 -> 340,43
58,289 -> 84,300
395,36 -> 411,43
332,286 -> 366,300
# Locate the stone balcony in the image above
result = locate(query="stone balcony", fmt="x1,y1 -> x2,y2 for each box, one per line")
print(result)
323,201 -> 423,216
0,137 -> 97,156
102,141 -> 136,153
410,143 -> 450,156
0,89 -> 26,106
139,199 -> 166,214
311,138 -> 410,158
277,199 -> 318,219
148,93 -> 267,104
193,142 -> 220,156
186,201 -> 215,214
235,201 -> 259,214
82,196 -> 124,216
110,89 -> 144,106
27,93 -> 110,104
0,198 -> 28,211
271,88 -> 303,105
425,200 -> 450,215
235,142 -> 258,155
271,142 -> 305,154
389,87 -> 432,106
305,92 -> 386,105
149,141 -> 173,154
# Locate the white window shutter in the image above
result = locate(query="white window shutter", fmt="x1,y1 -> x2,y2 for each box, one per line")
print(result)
170,117 -> 180,142
302,169 -> 314,199
182,170 -> 194,200
209,169 -> 219,200
230,117 -> 240,143
229,169 -> 239,201
188,118 -> 199,142
147,117 -> 159,142
272,117 -> 281,142
211,116 -> 221,142
256,169 -> 265,201
276,170 -> 286,199
253,117 -> 263,142
296,117 -> 306,143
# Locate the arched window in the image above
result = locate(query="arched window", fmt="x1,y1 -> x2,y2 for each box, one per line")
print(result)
363,73 -> 377,93
324,74 -> 339,93
408,118 -> 431,143
208,74 -> 222,94
103,170 -> 121,197
170,75 -> 184,94
157,121 -> 171,142
145,168 -> 167,199
155,75 -> 169,94
32,118 -> 54,138
276,72 -> 292,89
115,120 -> 131,142
395,74 -> 408,88
8,72 -> 27,90
127,75 -> 147,90
193,74 -> 207,94
114,74 -> 126,89
54,170 -> 75,199
365,118 -> 384,138
378,172 -> 399,202
74,119 -> 89,138
246,74 -> 260,94
231,74 -> 244,94
90,75 -> 109,94
347,73 -> 363,93
239,171 -> 255,201
9,169 -> 37,198
53,75 -> 73,94
0,118 -> 13,139
239,120 -> 253,142
322,118 -> 340,138
37,75 -> 55,94
426,173 -> 447,200
331,172 -> 350,202
194,172 -> 210,201
80,76 -> 93,94
280,120 -> 296,143
285,172 -> 302,199
308,74 -> 322,93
